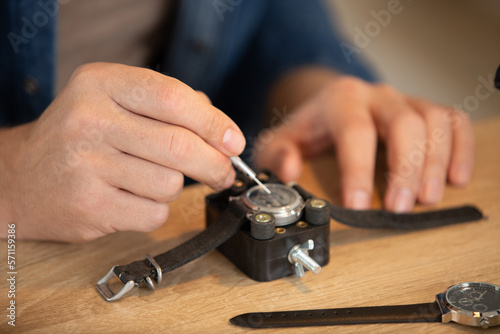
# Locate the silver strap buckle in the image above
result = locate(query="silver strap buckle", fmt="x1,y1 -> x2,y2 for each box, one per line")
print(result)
96,266 -> 136,302
96,255 -> 163,302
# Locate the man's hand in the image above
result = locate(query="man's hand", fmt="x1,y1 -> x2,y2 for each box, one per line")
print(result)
255,69 -> 473,213
0,63 -> 245,242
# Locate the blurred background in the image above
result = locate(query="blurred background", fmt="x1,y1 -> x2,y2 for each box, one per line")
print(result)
327,0 -> 500,120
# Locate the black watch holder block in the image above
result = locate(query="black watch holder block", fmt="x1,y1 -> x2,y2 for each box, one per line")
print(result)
206,171 -> 330,282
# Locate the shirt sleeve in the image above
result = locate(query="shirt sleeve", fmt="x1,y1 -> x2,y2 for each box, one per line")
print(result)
0,0 -> 56,126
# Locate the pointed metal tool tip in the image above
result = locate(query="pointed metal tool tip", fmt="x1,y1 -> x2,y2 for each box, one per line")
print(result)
229,156 -> 272,195
255,178 -> 272,195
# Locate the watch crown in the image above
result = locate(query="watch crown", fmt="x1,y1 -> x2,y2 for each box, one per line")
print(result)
480,318 -> 490,329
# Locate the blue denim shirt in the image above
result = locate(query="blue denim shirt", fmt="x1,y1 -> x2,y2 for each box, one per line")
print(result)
0,0 -> 374,138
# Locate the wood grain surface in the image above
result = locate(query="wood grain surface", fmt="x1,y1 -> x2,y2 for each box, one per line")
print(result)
1,115 -> 499,333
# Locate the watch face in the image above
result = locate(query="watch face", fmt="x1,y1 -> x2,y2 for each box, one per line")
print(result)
242,183 -> 304,226
445,282 -> 500,313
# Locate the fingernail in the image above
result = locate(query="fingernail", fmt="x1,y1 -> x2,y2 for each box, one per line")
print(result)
347,190 -> 371,210
451,163 -> 471,185
392,188 -> 414,213
223,128 -> 246,156
421,178 -> 443,204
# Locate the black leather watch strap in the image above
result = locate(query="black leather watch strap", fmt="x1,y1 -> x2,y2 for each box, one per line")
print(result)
114,200 -> 248,284
293,184 -> 484,230
330,205 -> 483,230
230,301 -> 442,328
97,200 -> 248,301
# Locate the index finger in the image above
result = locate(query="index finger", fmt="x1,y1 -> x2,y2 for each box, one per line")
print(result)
324,79 -> 377,210
98,63 -> 246,156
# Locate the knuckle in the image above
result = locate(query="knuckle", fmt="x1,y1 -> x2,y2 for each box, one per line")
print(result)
165,128 -> 192,164
328,76 -> 365,94
204,111 -> 227,139
209,157 -> 232,189
343,117 -> 376,136
196,90 -> 212,104
155,78 -> 183,111
376,83 -> 399,97
167,172 -> 184,200
146,204 -> 170,231
59,113 -> 81,138
389,112 -> 426,135
71,186 -> 105,217
338,117 -> 377,146
67,198 -> 110,242
450,108 -> 471,125
455,109 -> 470,120
72,104 -> 98,129
441,107 -> 471,130
422,106 -> 445,122
69,62 -> 105,84
72,227 -> 103,243
155,171 -> 184,202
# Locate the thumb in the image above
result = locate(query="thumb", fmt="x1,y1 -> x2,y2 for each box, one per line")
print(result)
257,140 -> 303,183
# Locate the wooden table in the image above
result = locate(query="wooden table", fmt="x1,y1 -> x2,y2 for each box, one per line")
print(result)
2,115 -> 500,333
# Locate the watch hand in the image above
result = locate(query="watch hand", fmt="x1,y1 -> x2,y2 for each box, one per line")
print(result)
475,291 -> 487,301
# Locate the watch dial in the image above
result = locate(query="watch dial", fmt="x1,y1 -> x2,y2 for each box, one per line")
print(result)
446,282 -> 500,313
246,184 -> 298,209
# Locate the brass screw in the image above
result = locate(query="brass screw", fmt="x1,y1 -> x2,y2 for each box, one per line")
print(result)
296,221 -> 308,228
310,199 -> 326,209
255,213 -> 272,223
257,172 -> 269,182
275,227 -> 286,234
233,179 -> 244,188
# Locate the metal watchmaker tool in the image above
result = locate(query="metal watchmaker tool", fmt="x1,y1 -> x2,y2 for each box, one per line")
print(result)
97,168 -> 483,302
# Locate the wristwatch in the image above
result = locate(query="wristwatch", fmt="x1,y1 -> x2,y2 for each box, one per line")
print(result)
230,282 -> 500,329
97,170 -> 483,302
